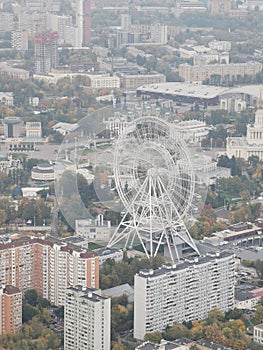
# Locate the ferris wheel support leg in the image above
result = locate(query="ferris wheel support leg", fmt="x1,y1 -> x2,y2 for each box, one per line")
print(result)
164,232 -> 176,263
170,232 -> 180,262
107,223 -> 130,247
129,231 -> 137,249
177,230 -> 200,256
136,228 -> 150,260
153,230 -> 165,258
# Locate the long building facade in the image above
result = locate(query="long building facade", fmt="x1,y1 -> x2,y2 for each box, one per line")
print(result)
179,61 -> 262,83
0,236 -> 99,306
64,286 -> 111,350
134,252 -> 235,340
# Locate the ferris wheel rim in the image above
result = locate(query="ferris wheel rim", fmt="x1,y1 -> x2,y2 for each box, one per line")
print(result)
112,116 -> 196,220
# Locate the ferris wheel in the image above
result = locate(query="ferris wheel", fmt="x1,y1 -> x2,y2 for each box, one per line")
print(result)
107,116 -> 201,262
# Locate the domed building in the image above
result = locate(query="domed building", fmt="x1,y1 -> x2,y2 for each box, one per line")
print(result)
227,102 -> 263,161
31,163 -> 55,182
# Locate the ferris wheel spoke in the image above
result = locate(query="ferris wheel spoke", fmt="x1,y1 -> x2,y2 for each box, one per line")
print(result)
109,116 -> 205,261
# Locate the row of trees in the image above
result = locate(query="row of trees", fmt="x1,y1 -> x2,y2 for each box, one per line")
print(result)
0,290 -> 61,350
0,197 -> 52,227
145,308 -> 263,350
100,255 -> 165,289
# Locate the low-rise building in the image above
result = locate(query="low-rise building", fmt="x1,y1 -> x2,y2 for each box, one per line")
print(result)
0,151 -> 12,171
235,284 -> 263,310
0,92 -> 14,106
75,215 -> 112,242
26,122 -> 42,140
0,63 -> 29,80
209,220 -> 263,245
122,73 -> 166,90
254,324 -> 263,345
103,283 -> 134,303
227,102 -> 263,160
52,122 -> 78,135
31,163 -> 55,181
179,61 -> 262,84
89,74 -> 120,89
96,248 -> 123,266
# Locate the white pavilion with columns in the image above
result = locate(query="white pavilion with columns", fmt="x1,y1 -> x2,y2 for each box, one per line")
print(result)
227,103 -> 263,160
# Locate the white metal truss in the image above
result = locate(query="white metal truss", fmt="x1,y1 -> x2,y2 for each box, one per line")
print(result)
107,116 -> 200,262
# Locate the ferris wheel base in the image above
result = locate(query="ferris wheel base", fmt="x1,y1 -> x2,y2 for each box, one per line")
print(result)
107,223 -> 200,263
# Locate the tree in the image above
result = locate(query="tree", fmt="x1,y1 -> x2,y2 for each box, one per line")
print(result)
255,260 -> 263,278
233,340 -> 246,350
0,210 -> 7,226
254,306 -> 263,324
24,289 -> 38,306
205,323 -> 224,344
164,323 -> 189,340
144,331 -> 162,344
54,306 -> 64,319
22,304 -> 39,323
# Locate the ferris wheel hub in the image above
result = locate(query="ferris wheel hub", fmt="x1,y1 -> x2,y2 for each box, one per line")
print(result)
107,116 -> 203,262
147,168 -> 159,178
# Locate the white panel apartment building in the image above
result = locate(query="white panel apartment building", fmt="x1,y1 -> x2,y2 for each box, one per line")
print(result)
134,252 -> 235,340
64,286 -> 111,350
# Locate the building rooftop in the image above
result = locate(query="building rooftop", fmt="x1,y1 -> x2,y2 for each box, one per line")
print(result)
2,285 -> 21,295
137,82 -> 263,101
254,323 -> 263,330
0,236 -> 98,259
3,116 -> 21,124
235,283 -> 263,301
103,283 -> 134,302
138,251 -> 234,279
213,222 -> 261,240
67,286 -> 107,302
137,82 -> 228,99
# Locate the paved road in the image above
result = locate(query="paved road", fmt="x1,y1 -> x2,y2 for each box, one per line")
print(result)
27,143 -> 61,162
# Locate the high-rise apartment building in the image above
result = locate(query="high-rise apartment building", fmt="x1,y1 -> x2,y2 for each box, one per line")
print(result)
0,237 -> 99,306
34,31 -> 58,74
134,252 -> 235,340
76,0 -> 91,47
11,30 -> 29,52
0,13 -> 14,33
121,14 -> 131,32
83,0 -> 91,46
64,286 -> 111,350
0,285 -> 22,335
